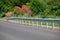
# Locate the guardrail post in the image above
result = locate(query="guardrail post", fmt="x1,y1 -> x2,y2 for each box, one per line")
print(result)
32,21 -> 34,26
24,20 -> 25,24
17,20 -> 18,23
16,20 -> 17,23
52,22 -> 54,30
59,22 -> 60,31
20,20 -> 21,24
22,20 -> 23,24
58,22 -> 60,27
19,20 -> 20,24
46,22 -> 48,29
21,20 -> 22,24
23,20 -> 24,24
37,21 -> 38,28
41,22 -> 42,27
29,20 -> 30,25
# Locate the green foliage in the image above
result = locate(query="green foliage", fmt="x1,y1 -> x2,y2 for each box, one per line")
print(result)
13,12 -> 23,17
0,0 -> 60,18
28,0 -> 45,15
0,0 -> 30,17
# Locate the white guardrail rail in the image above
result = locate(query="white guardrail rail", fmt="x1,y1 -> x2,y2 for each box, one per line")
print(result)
7,17 -> 60,30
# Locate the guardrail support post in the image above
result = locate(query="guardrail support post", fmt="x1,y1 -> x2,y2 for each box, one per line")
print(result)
22,20 -> 23,24
37,21 -> 38,28
46,22 -> 48,29
20,20 -> 21,24
16,20 -> 17,23
41,22 -> 42,27
24,20 -> 25,24
52,22 -> 54,30
59,22 -> 60,31
22,20 -> 24,24
32,21 -> 34,26
21,20 -> 22,24
29,21 -> 30,25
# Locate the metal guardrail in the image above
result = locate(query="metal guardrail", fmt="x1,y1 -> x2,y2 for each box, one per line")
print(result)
8,17 -> 60,30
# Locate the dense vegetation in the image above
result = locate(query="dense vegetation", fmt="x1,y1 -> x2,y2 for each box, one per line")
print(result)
0,0 -> 60,18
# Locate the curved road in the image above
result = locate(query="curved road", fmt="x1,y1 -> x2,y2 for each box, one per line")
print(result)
0,21 -> 60,40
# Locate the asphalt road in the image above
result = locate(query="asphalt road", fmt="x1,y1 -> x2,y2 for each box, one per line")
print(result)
0,21 -> 60,40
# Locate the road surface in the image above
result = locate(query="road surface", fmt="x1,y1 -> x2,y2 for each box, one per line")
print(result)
0,21 -> 60,40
